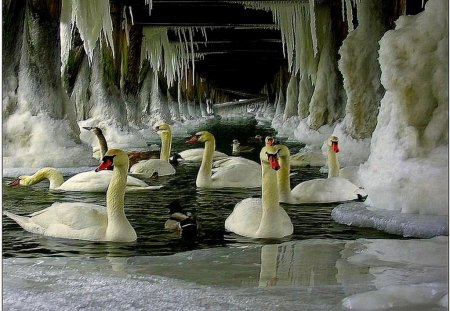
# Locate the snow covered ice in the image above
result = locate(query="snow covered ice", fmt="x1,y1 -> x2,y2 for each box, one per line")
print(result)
3,238 -> 447,311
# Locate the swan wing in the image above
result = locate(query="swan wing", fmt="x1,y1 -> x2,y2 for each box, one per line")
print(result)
213,157 -> 260,169
58,170 -> 156,192
5,202 -> 108,240
130,159 -> 175,176
58,171 -> 111,192
290,151 -> 326,167
225,198 -> 262,236
211,163 -> 261,188
179,148 -> 228,161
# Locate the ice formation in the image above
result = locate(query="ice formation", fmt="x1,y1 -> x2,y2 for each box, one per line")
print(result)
61,0 -> 114,64
359,0 -> 448,216
3,237 -> 448,310
140,27 -> 208,88
3,0 -> 96,168
338,0 -> 385,140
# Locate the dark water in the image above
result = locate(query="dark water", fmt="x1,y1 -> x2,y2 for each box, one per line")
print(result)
2,118 -> 398,258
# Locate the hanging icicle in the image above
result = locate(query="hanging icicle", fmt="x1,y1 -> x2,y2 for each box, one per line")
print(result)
236,1 -> 319,74
145,0 -> 153,15
64,0 -> 115,64
140,26 -> 208,87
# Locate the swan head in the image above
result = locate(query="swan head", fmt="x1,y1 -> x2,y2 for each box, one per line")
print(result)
155,123 -> 171,136
8,175 -> 30,187
260,145 -> 281,171
96,149 -> 129,172
187,131 -> 214,144
328,136 -> 340,153
83,126 -> 103,136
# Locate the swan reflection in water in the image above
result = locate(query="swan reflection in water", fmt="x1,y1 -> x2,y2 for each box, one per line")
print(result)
258,240 -> 344,289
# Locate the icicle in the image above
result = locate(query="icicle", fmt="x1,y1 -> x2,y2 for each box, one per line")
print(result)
345,0 -> 354,32
68,0 -> 115,64
145,0 -> 153,16
122,6 -> 130,45
140,26 -> 207,88
129,6 -> 135,26
309,0 -> 318,56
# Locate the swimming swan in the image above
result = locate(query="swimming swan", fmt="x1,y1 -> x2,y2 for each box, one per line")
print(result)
277,137 -> 367,204
7,167 -> 162,192
225,145 -> 293,238
188,131 -> 261,188
4,149 -> 138,242
129,123 -> 176,177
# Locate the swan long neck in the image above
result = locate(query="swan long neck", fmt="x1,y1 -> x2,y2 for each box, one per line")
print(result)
256,156 -> 281,237
106,163 -> 128,231
24,168 -> 64,189
261,160 -> 279,210
277,147 -> 292,202
95,132 -> 108,160
327,148 -> 340,178
160,131 -> 172,161
197,138 -> 215,184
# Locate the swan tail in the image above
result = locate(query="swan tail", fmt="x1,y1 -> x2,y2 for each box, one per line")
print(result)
3,211 -> 29,224
3,211 -> 45,235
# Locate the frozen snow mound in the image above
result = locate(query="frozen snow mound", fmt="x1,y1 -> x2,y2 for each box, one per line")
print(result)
331,202 -> 448,238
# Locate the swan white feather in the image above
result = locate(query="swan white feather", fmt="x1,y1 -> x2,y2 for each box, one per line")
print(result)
129,123 -> 175,177
8,167 -> 162,192
188,131 -> 261,188
4,149 -> 138,242
225,145 -> 293,238
178,148 -> 228,162
289,149 -> 326,167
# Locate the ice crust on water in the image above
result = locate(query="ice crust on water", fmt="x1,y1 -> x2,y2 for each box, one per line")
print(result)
3,237 -> 447,311
332,202 -> 448,238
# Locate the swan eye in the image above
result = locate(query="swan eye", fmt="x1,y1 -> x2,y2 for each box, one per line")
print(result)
102,155 -> 116,162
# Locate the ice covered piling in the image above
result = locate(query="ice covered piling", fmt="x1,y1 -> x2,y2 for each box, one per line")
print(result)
359,0 -> 448,216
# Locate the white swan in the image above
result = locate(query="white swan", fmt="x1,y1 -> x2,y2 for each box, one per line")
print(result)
178,148 -> 228,162
225,144 -> 293,238
8,167 -> 162,192
129,123 -> 176,177
188,131 -> 261,188
4,149 -> 138,242
277,137 -> 367,204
